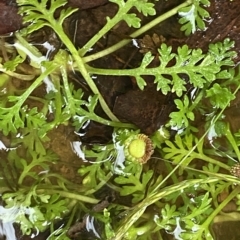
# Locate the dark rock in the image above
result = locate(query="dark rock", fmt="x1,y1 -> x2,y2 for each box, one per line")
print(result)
67,0 -> 108,10
113,85 -> 175,135
0,0 -> 22,34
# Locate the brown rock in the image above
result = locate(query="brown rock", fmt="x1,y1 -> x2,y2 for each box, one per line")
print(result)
0,0 -> 22,34
67,0 -> 108,9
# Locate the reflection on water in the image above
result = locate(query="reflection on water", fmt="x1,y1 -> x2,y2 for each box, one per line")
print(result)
0,221 -> 16,240
85,215 -> 101,239
0,206 -> 16,240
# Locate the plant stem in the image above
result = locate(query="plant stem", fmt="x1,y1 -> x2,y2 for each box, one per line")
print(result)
196,153 -> 230,171
83,0 -> 193,63
86,64 -> 209,79
37,189 -> 99,204
114,177 -> 219,240
79,0 -> 137,56
61,62 -> 136,128
0,65 -> 35,80
14,63 -> 58,110
50,74 -> 63,126
225,125 -> 240,161
201,186 -> 240,233
52,24 -> 119,122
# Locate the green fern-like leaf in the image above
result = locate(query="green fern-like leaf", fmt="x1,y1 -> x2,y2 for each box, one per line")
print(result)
169,96 -> 195,128
178,0 -> 210,35
17,0 -> 78,34
206,83 -> 235,109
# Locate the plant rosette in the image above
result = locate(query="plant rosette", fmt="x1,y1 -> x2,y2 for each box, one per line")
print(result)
124,134 -> 154,164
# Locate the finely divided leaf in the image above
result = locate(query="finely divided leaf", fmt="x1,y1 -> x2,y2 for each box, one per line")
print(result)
178,0 -> 210,35
206,83 -> 235,109
134,2 -> 156,16
122,13 -> 141,28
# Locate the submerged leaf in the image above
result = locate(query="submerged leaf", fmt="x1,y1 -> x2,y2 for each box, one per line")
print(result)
206,83 -> 235,109
123,13 -> 141,28
178,1 -> 210,35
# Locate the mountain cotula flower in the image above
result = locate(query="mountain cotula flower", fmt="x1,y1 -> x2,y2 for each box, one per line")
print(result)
124,134 -> 154,164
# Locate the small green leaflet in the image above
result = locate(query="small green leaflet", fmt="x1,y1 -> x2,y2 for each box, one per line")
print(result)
178,0 -> 210,35
206,83 -> 235,109
169,96 -> 195,128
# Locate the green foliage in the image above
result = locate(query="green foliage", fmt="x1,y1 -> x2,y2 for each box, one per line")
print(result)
109,0 -> 156,28
0,61 -> 58,135
114,165 -> 153,203
123,13 -> 141,28
103,39 -> 236,101
3,55 -> 24,71
135,1 -> 156,17
163,134 -> 202,167
0,103 -> 25,135
206,83 -> 235,109
2,189 -> 69,235
155,192 -> 213,239
17,0 -> 78,34
78,144 -> 114,192
179,0 -> 211,35
169,95 -> 195,128
0,0 -> 240,239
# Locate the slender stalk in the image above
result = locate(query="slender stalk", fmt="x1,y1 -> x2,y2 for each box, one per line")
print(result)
0,65 -> 35,80
61,64 -> 136,128
83,0 -> 193,63
52,24 -> 119,122
201,186 -> 240,232
196,153 -> 230,171
225,126 -> 240,161
54,76 -> 64,124
86,64 -> 210,77
79,0 -> 136,56
14,63 -> 58,111
37,189 -> 99,204
114,178 -> 219,240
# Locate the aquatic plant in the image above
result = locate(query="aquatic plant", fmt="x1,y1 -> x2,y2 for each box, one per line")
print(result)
0,0 -> 240,239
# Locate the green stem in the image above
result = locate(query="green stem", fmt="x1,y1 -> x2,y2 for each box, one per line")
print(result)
133,220 -> 155,236
189,89 -> 205,112
83,0 -> 193,63
39,176 -> 86,193
225,126 -> 240,161
86,64 -> 207,78
85,172 -> 113,195
0,65 -> 35,80
52,24 -> 119,122
79,0 -> 137,56
37,189 -> 99,204
114,177 -> 219,240
50,74 -> 65,125
14,63 -> 58,113
15,32 -> 43,58
164,161 -> 190,206
196,153 -> 230,171
61,62 -> 136,128
201,186 -> 240,233
80,108 -> 136,128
